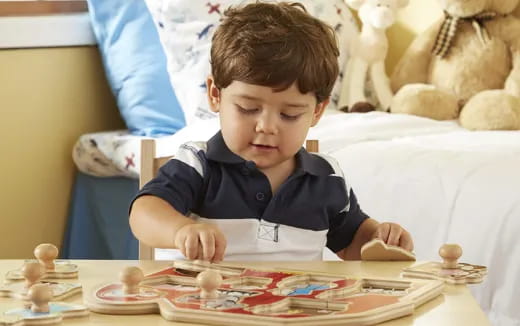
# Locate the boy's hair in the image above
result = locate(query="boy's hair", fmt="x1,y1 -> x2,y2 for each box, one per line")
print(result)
210,1 -> 339,103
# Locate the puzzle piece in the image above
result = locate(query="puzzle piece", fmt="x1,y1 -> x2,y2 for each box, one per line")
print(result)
1,261 -> 81,300
361,239 -> 416,261
196,269 -> 223,299
2,303 -> 88,325
1,283 -> 88,325
0,282 -> 81,301
5,244 -> 78,282
402,244 -> 488,284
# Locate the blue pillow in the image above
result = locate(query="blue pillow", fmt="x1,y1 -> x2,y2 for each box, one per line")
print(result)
87,0 -> 185,137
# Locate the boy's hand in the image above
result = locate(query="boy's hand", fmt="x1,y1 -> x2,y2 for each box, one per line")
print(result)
372,222 -> 414,252
174,223 -> 227,263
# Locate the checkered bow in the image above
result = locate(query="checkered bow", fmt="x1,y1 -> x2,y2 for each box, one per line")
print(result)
432,10 -> 499,58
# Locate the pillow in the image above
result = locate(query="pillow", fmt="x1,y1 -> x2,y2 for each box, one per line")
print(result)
87,0 -> 186,137
145,0 -> 358,126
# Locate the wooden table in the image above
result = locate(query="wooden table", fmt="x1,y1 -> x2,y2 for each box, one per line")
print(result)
0,260 -> 490,326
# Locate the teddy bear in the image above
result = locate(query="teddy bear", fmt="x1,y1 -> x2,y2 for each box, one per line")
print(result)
390,0 -> 520,130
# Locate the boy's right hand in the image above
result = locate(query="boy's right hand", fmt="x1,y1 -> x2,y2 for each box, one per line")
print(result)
174,223 -> 227,263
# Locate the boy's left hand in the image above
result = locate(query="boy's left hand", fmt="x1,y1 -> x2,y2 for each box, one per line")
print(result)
372,222 -> 413,252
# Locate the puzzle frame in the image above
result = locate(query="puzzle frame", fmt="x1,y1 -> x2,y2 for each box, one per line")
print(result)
86,261 -> 444,326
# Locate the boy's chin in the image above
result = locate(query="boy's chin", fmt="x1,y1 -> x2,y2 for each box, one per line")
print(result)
245,157 -> 277,170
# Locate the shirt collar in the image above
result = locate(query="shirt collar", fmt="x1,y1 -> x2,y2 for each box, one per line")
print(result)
207,131 -> 328,176
206,131 -> 245,164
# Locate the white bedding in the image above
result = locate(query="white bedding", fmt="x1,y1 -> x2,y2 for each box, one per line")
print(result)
331,130 -> 520,326
72,111 -> 519,325
72,111 -> 460,177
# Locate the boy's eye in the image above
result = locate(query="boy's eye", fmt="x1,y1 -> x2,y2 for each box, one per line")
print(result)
281,113 -> 301,121
237,105 -> 258,114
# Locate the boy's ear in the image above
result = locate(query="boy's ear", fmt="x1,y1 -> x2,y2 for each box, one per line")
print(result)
207,76 -> 220,112
311,98 -> 329,127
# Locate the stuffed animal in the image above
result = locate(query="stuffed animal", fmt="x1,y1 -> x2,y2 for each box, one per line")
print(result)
390,0 -> 520,130
340,0 -> 409,112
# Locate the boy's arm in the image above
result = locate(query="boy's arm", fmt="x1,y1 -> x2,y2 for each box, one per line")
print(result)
336,219 -> 414,260
336,218 -> 379,260
129,195 -> 227,262
129,195 -> 195,249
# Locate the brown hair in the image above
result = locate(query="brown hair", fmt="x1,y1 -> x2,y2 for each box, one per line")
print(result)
210,1 -> 339,103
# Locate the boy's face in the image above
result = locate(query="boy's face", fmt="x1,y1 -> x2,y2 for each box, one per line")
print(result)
207,77 -> 328,171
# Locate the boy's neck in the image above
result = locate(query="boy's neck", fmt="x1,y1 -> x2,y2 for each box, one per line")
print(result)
259,157 -> 296,194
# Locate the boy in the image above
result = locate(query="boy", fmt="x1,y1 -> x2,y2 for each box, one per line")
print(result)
130,1 -> 413,262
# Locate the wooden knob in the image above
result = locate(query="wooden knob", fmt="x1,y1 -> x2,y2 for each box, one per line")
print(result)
34,244 -> 59,270
119,266 -> 144,295
21,262 -> 44,289
439,243 -> 462,269
196,269 -> 222,299
28,283 -> 52,313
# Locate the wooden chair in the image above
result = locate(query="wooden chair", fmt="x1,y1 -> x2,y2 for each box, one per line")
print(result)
137,138 -> 319,259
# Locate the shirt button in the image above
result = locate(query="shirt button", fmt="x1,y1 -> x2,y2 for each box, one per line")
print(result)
256,192 -> 265,201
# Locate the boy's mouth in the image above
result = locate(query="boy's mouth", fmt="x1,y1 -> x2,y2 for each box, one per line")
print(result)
251,143 -> 277,150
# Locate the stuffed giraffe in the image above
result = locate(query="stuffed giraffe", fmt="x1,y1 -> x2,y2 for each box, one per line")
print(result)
340,0 -> 409,112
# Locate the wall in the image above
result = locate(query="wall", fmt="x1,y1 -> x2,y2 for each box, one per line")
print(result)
0,46 -> 124,258
386,0 -> 442,73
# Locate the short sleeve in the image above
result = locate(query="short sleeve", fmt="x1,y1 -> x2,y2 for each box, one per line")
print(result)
130,143 -> 206,215
326,188 -> 369,253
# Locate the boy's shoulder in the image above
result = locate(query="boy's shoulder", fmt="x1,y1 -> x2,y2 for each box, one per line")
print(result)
171,141 -> 209,176
178,141 -> 208,154
304,151 -> 344,177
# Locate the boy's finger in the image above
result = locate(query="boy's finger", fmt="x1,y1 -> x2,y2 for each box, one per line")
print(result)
184,235 -> 199,260
376,223 -> 390,242
196,244 -> 204,260
387,224 -> 402,246
213,232 -> 227,263
175,234 -> 187,257
199,231 -> 215,261
399,232 -> 414,251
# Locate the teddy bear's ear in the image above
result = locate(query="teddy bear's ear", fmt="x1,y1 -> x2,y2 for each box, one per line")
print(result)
344,0 -> 365,10
491,0 -> 519,15
396,0 -> 410,8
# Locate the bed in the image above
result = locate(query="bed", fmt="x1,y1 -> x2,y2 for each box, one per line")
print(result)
67,1 -> 520,325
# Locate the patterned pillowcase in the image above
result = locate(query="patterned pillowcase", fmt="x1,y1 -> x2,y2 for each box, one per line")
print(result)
145,0 -> 358,125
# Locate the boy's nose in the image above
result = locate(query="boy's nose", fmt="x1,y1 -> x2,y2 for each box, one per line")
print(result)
255,115 -> 278,135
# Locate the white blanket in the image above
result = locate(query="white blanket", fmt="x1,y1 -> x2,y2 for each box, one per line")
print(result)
329,129 -> 520,326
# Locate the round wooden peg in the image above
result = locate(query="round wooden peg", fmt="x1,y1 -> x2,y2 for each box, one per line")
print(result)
439,243 -> 463,269
34,244 -> 59,271
21,262 -> 44,289
28,283 -> 52,313
119,266 -> 144,295
196,269 -> 222,299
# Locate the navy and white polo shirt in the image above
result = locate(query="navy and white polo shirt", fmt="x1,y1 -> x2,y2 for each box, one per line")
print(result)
135,131 -> 369,261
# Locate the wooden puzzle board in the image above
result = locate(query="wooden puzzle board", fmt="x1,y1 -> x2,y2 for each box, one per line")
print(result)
5,260 -> 78,281
86,261 -> 444,326
402,262 -> 488,285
